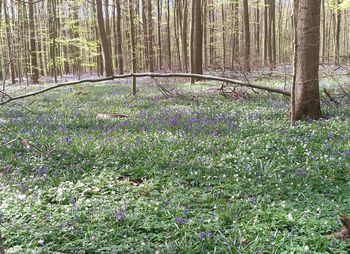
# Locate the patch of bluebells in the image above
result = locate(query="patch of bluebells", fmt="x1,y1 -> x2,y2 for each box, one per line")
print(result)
19,180 -> 27,193
126,109 -> 240,135
114,209 -> 126,222
37,165 -> 49,178
344,150 -> 350,158
174,216 -> 189,225
199,231 -> 213,241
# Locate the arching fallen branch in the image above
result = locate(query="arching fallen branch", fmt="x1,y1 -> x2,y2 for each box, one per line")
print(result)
0,73 -> 290,106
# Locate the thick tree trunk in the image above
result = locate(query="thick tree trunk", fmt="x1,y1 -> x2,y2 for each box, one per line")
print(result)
157,0 -> 162,69
166,0 -> 171,68
242,0 -> 251,72
29,0 -> 39,83
147,0 -> 155,72
115,0 -> 124,74
4,0 -> 16,84
292,0 -> 321,121
334,0 -> 341,66
190,0 -> 203,83
141,0 -> 149,70
95,0 -> 114,77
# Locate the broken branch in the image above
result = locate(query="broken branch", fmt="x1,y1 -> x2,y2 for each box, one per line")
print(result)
0,73 -> 291,106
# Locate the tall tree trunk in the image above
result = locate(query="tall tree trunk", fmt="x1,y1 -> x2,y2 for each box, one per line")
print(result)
147,0 -> 155,72
115,0 -> 124,74
49,0 -> 58,82
292,0 -> 321,122
231,0 -> 239,68
221,3 -> 226,71
263,0 -> 268,65
321,0 -> 326,63
128,0 -> 137,94
4,0 -> 16,84
29,0 -> 39,83
271,0 -> 276,68
255,0 -> 260,58
242,0 -> 251,72
142,0 -> 149,70
95,0 -> 114,76
157,0 -> 162,69
190,0 -> 203,83
334,0 -> 341,66
166,0 -> 171,68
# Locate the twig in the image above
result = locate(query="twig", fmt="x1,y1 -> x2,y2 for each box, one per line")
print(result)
323,88 -> 340,105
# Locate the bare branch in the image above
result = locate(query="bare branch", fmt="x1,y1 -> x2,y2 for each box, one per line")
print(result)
0,73 -> 290,106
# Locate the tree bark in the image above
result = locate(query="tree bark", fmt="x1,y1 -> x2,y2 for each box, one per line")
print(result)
4,0 -> 16,84
95,0 -> 114,77
242,0 -> 251,72
147,0 -> 155,72
28,0 -> 39,83
190,0 -> 203,83
292,0 -> 321,121
115,0 -> 124,74
128,0 -> 137,94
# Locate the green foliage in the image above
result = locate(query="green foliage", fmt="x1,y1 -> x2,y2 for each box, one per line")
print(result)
340,0 -> 350,9
0,81 -> 349,253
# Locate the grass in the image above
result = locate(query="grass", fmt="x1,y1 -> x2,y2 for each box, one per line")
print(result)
0,79 -> 350,253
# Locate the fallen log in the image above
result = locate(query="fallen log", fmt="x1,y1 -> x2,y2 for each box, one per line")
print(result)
0,73 -> 290,106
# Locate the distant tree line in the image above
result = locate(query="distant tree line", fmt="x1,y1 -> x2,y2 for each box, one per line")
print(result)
0,0 -> 349,84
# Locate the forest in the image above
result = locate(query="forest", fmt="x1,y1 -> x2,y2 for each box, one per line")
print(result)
0,0 -> 350,253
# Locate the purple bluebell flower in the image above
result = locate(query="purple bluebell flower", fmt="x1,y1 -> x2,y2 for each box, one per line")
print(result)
20,180 -> 27,193
344,150 -> 350,157
114,209 -> 126,221
295,169 -> 307,178
37,165 -> 49,177
65,137 -> 73,144
174,216 -> 189,225
199,231 -> 213,240
327,132 -> 334,139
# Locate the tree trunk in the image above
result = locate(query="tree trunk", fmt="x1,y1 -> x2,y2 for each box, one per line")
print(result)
128,0 -> 137,94
166,0 -> 171,68
334,0 -> 341,66
95,0 -> 114,76
255,0 -> 260,57
141,0 -> 149,70
157,0 -> 162,69
115,0 -> 124,74
29,0 -> 39,83
242,0 -> 251,72
292,0 -> 321,122
190,0 -> 203,83
4,0 -> 16,84
147,0 -> 155,72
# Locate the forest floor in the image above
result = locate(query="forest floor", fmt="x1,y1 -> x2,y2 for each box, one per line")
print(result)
0,73 -> 350,253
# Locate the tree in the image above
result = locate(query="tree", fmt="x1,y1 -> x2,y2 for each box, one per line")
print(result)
95,0 -> 114,77
128,0 -> 137,94
147,0 -> 155,72
242,0 -> 251,72
190,0 -> 203,83
29,0 -> 39,83
115,0 -> 124,74
291,0 -> 322,122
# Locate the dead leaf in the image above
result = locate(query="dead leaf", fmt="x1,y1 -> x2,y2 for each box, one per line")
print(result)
96,113 -> 129,120
22,139 -> 31,150
327,214 -> 350,240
